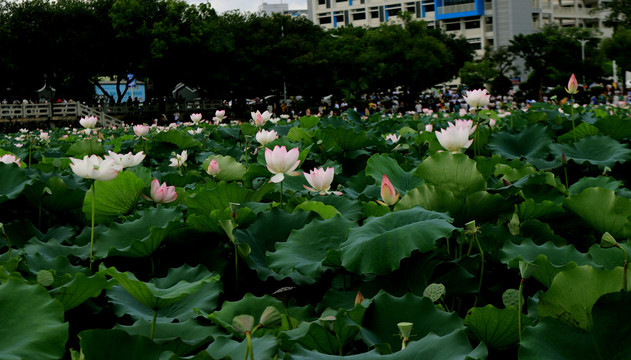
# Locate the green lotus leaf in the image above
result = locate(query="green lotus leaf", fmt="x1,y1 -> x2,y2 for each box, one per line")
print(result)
280,308 -> 360,355
155,129 -> 203,149
102,264 -> 220,311
537,265 -> 630,329
267,215 -> 357,285
360,290 -> 465,353
564,187 -> 631,239
208,293 -> 285,336
287,127 -> 314,145
520,291 -> 631,360
587,241 -> 631,270
117,318 -> 222,355
315,195 -> 363,221
365,154 -> 423,195
318,125 -> 371,152
90,206 -> 182,258
549,135 -> 631,169
78,329 -> 167,360
294,201 -> 340,220
517,197 -> 565,221
206,334 -> 278,360
487,124 -> 551,161
234,208 -> 316,281
464,305 -> 521,350
201,154 -> 246,182
24,237 -> 90,275
0,163 -> 30,203
340,207 -> 456,275
0,279 -> 69,360
568,176 -> 622,195
501,239 -> 595,287
66,139 -> 106,156
556,121 -> 599,143
83,171 -> 145,223
299,115 -> 320,129
50,271 -> 109,311
40,175 -> 85,212
415,152 -> 486,198
594,113 -> 631,140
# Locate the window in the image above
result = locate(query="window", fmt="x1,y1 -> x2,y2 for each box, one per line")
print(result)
334,10 -> 344,23
352,8 -> 366,20
318,12 -> 332,24
424,4 -> 435,12
445,21 -> 461,31
405,2 -> 416,13
318,0 -> 326,5
370,6 -> 379,18
465,20 -> 480,29
386,5 -> 402,18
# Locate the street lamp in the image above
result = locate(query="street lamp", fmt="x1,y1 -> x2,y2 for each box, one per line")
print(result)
578,39 -> 588,84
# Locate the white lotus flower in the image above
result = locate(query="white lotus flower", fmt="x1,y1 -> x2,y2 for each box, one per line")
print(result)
69,155 -> 122,181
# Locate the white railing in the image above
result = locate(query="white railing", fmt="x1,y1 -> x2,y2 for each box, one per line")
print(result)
436,3 -> 476,15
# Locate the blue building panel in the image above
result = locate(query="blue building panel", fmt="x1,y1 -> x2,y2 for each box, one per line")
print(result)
435,0 -> 484,20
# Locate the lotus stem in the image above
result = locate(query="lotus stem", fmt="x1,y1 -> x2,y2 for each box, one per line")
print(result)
245,331 -> 254,360
570,95 -> 577,142
150,309 -> 157,339
235,242 -> 239,292
475,234 -> 484,295
518,278 -> 524,343
279,181 -> 284,207
89,181 -> 96,271
618,245 -> 628,291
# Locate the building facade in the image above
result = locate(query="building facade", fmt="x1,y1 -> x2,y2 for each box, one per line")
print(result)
307,0 -> 612,57
259,2 -> 309,17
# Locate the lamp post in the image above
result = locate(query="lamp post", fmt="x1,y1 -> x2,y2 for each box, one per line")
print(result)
579,39 -> 588,84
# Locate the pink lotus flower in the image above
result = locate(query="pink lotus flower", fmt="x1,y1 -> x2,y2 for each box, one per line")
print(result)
40,132 -> 50,141
463,89 -> 490,109
79,116 -> 98,129
435,121 -> 474,153
489,118 -> 497,128
105,150 -> 145,168
0,154 -> 22,167
251,110 -> 272,127
425,124 -> 433,132
377,174 -> 399,206
566,73 -> 579,94
213,110 -> 227,124
449,119 -> 477,135
385,133 -> 400,143
133,124 -> 150,137
190,113 -> 202,124
169,150 -> 187,168
207,159 -> 221,176
304,167 -> 342,195
255,129 -> 278,146
265,145 -> 301,183
144,178 -> 177,204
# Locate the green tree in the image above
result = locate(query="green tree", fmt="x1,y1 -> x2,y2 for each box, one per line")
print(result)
601,28 -> 631,87
600,0 -> 631,29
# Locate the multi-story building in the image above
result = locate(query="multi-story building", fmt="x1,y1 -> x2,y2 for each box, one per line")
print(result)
307,0 -> 612,57
259,2 -> 309,17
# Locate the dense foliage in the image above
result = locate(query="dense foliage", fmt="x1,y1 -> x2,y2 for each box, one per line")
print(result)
1,102 -> 631,359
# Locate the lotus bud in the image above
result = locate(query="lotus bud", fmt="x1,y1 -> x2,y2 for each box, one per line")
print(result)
489,118 -> 496,128
508,213 -> 520,235
377,174 -> 399,206
565,73 -> 579,95
601,232 -> 618,248
354,291 -> 365,306
232,314 -> 255,336
518,261 -> 537,280
259,306 -> 282,328
561,153 -> 567,166
207,159 -> 221,176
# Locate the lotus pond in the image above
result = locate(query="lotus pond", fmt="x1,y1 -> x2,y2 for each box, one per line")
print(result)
1,102 -> 630,360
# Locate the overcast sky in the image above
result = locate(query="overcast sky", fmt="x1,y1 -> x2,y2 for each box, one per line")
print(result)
186,0 -> 307,14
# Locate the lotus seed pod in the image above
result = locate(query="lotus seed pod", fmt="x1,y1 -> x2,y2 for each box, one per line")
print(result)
259,306 -> 282,328
519,261 -> 538,280
423,283 -> 446,302
502,288 -> 521,308
397,322 -> 414,339
508,213 -> 520,236
37,270 -> 54,287
601,232 -> 618,248
232,314 -> 255,336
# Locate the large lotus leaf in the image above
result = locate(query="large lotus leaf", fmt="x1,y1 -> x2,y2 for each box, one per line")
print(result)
549,135 -> 631,169
501,239 -> 595,287
287,126 -> 314,145
319,124 -> 371,152
23,237 -> 89,274
78,329 -> 167,360
537,265 -> 630,329
267,215 -> 357,285
415,152 -> 486,198
50,271 -> 109,311
66,139 -> 106,156
83,171 -> 145,223
315,194 -> 363,221
39,175 -> 85,211
0,279 -> 68,360
280,307 -> 360,355
155,129 -> 203,149
594,113 -> 631,140
563,187 -> 631,239
0,163 -> 30,203
117,318 -> 222,355
568,176 -> 622,195
556,121 -> 600,143
517,197 -> 565,221
395,184 -> 460,215
365,154 -> 423,195
205,334 -> 278,360
108,279 -> 222,322
234,208 -> 315,281
287,330 -> 482,359
340,207 -> 456,275
102,264 -> 219,311
587,241 -> 631,270
520,291 -> 631,360
487,124 -> 551,161
464,305 -> 520,350
90,206 -> 181,258
183,182 -> 273,218
299,115 -> 320,129
294,201 -> 341,220
208,293 -> 285,335
360,291 -> 465,353
201,154 -> 246,182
